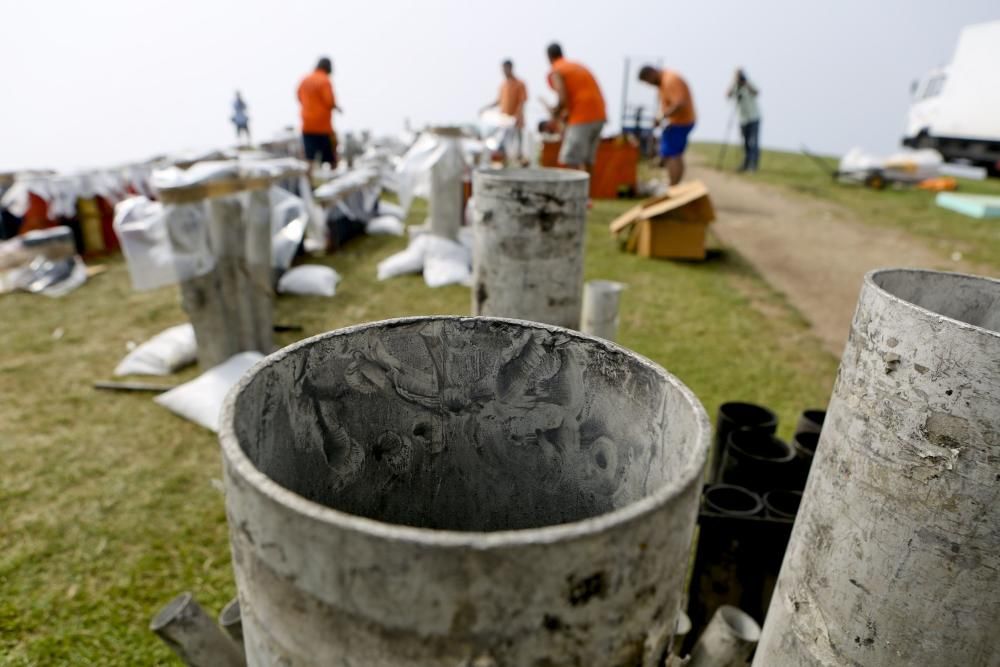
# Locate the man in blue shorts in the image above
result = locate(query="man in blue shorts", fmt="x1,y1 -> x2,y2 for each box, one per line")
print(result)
639,65 -> 696,185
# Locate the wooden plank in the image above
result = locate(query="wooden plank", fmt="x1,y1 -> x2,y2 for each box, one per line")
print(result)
609,203 -> 644,235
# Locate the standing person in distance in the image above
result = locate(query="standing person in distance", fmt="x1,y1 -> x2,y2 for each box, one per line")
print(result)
638,65 -> 697,185
727,68 -> 761,172
481,59 -> 529,166
231,91 -> 250,145
297,56 -> 343,169
546,42 -> 607,176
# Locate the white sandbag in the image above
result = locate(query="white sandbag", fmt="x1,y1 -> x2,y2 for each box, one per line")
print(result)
114,323 -> 197,376
377,200 -> 406,219
154,351 -> 263,431
423,235 -> 471,288
366,215 -> 405,236
277,264 -> 341,297
376,234 -> 431,280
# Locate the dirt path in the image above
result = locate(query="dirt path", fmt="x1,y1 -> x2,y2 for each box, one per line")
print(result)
688,162 -> 981,356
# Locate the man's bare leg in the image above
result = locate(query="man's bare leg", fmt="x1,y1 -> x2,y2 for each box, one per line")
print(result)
665,156 -> 684,185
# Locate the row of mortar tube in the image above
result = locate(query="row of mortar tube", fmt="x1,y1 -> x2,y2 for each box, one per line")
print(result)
151,593 -> 244,667
710,402 -> 826,493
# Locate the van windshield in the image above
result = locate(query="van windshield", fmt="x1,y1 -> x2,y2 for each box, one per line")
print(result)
922,74 -> 947,99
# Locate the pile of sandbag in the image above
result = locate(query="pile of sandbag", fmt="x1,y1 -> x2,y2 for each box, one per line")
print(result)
376,227 -> 473,288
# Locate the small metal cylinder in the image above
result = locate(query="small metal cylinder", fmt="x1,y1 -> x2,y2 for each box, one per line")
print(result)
581,280 -> 625,341
687,605 -> 761,667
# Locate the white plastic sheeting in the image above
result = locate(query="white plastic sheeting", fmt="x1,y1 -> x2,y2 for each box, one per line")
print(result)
269,187 -> 308,272
154,351 -> 264,431
312,166 -> 381,202
0,226 -> 77,293
13,255 -> 87,297
297,174 -> 327,254
838,147 -> 944,180
114,323 -> 197,376
115,164 -> 309,291
0,166 -> 154,219
113,196 -> 178,291
395,133 -> 457,214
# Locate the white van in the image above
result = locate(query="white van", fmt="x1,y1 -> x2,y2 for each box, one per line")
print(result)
903,21 -> 1000,173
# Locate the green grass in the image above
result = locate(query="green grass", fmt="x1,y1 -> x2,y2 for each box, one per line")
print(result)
690,142 -> 1000,270
0,196 -> 837,664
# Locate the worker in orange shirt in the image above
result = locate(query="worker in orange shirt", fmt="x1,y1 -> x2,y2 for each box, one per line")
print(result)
481,59 -> 528,165
297,56 -> 342,168
638,65 -> 696,185
545,43 -> 607,173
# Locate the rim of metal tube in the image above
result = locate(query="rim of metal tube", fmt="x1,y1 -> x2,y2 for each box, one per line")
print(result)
219,315 -> 711,549
866,268 -> 1000,338
474,167 -> 590,184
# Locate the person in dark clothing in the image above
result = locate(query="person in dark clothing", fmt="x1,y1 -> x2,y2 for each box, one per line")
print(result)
231,91 -> 250,144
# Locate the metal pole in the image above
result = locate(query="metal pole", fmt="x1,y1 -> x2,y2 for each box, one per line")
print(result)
717,103 -> 737,170
620,57 -> 631,134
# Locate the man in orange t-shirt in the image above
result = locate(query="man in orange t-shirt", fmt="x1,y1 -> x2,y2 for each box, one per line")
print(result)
546,42 -> 607,172
639,65 -> 696,184
297,56 -> 342,167
481,59 -> 528,164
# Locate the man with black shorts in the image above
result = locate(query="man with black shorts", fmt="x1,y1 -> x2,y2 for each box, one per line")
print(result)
297,56 -> 342,168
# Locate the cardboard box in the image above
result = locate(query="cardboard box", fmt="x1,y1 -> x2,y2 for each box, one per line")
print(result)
609,180 -> 715,260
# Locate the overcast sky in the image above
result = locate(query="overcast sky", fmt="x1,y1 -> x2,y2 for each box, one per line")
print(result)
2,0 -> 997,172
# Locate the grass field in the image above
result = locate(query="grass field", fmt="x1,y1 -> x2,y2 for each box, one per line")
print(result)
0,195 -> 839,664
691,142 -> 1000,270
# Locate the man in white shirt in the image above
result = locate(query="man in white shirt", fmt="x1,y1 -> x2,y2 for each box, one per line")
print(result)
726,69 -> 761,172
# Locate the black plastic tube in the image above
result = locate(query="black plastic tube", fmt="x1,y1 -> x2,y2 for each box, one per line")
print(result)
790,431 -> 820,489
711,402 -> 778,484
763,490 -> 803,519
794,409 -> 826,436
703,484 -> 764,517
720,430 -> 796,492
